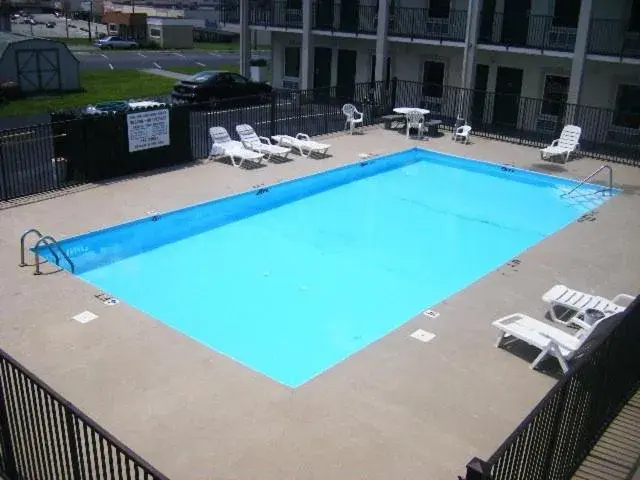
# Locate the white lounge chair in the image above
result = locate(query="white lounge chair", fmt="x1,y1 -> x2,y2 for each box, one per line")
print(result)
453,125 -> 472,144
540,125 -> 581,163
406,110 -> 425,139
493,312 -> 610,373
343,103 -> 363,134
209,127 -> 265,168
271,134 -> 331,158
542,284 -> 635,326
236,124 -> 291,161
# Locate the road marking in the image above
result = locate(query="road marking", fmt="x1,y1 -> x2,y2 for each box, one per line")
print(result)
195,62 -> 206,66
153,62 -> 162,69
137,52 -> 146,58
100,54 -> 108,59
173,52 -> 185,57
109,63 -> 114,70
208,52 -> 221,56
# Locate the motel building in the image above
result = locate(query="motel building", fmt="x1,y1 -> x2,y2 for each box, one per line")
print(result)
221,0 -> 640,145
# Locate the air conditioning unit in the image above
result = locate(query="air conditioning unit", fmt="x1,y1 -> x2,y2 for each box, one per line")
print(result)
536,116 -> 558,133
425,18 -> 449,37
282,79 -> 299,90
547,27 -> 576,49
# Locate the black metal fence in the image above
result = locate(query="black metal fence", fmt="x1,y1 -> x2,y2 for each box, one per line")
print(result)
394,80 -> 640,165
462,295 -> 640,480
0,347 -> 169,479
1,78 -> 639,203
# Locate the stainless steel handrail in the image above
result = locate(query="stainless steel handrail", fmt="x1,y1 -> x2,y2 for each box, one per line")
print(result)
33,236 -> 75,275
19,228 -> 44,266
562,165 -> 613,198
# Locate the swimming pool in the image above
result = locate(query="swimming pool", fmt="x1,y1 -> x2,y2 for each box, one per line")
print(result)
41,148 -> 615,387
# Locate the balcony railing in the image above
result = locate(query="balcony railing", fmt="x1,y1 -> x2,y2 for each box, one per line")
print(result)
312,2 -> 378,35
588,19 -> 640,58
219,1 -> 240,24
388,8 -> 467,42
250,1 -> 303,29
478,13 -> 577,52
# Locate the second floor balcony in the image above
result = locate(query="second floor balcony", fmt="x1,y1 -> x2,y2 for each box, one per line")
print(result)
312,2 -> 378,35
387,7 -> 467,42
478,12 -> 640,59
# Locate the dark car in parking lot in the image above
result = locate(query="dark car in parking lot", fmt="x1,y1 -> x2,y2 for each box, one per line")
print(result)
171,70 -> 272,107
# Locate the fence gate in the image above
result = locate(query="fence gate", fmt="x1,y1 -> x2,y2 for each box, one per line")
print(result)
15,49 -> 61,93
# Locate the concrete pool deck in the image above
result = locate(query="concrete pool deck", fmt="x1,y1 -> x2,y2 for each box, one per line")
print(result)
1,127 -> 639,480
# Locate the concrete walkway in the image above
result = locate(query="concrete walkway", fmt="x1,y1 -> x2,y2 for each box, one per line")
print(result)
139,68 -> 191,81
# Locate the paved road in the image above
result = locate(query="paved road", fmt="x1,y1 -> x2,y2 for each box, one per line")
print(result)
74,50 -> 269,71
12,13 -> 107,39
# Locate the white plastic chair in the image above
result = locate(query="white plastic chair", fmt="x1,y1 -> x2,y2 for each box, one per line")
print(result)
542,284 -> 635,326
540,125 -> 581,163
236,124 -> 291,161
208,127 -> 264,168
493,312 -> 612,373
342,104 -> 363,134
453,125 -> 472,144
405,110 -> 425,139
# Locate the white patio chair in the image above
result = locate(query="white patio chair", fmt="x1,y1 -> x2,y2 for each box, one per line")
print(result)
236,124 -> 291,161
540,125 -> 581,163
405,110 -> 425,139
453,125 -> 472,144
342,103 -> 363,134
209,127 -> 265,168
271,133 -> 331,158
542,284 -> 635,326
493,312 -> 612,373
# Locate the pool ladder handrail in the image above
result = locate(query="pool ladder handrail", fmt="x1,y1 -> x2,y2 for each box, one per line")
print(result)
19,229 -> 75,275
562,165 -> 613,198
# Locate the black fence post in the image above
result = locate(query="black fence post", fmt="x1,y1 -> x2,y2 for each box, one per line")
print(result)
0,365 -> 18,479
463,457 -> 492,480
64,409 -> 83,480
270,92 -> 277,138
390,77 -> 398,111
0,144 -> 8,202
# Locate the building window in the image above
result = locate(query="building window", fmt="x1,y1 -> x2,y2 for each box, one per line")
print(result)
108,23 -> 118,33
613,85 -> 640,129
149,28 -> 161,38
422,61 -> 444,98
284,46 -> 300,78
540,75 -> 569,116
428,0 -> 450,19
553,0 -> 580,28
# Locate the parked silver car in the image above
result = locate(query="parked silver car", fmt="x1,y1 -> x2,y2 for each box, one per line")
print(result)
94,36 -> 139,49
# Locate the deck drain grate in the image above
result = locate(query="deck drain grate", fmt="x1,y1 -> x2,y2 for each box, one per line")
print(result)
410,329 -> 436,343
72,311 -> 98,324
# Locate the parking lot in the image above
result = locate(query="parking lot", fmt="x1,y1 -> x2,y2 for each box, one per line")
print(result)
74,49 -> 268,71
11,13 -> 107,39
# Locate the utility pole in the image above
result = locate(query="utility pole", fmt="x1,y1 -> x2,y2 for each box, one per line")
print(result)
88,0 -> 93,41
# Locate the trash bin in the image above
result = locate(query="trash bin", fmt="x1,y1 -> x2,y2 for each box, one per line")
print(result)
583,308 -> 605,326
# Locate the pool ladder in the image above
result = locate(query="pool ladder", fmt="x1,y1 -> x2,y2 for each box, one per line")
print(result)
19,228 -> 75,275
562,165 -> 614,198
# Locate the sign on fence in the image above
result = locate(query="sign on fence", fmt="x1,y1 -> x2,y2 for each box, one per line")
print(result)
127,109 -> 171,153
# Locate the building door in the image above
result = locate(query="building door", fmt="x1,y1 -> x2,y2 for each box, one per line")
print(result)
501,0 -> 531,46
471,64 -> 489,125
493,67 -> 523,128
15,49 -> 61,93
478,0 -> 496,42
314,0 -> 334,29
340,0 -> 359,32
336,49 -> 357,100
313,47 -> 332,100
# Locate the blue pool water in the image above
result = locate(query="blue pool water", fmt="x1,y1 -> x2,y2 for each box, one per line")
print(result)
43,148 -> 615,387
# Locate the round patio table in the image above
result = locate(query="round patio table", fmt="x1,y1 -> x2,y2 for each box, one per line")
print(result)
393,107 -> 430,116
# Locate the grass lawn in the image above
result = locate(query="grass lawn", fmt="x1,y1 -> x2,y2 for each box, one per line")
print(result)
0,71 -> 176,117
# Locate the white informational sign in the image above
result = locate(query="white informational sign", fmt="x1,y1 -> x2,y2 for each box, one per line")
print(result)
126,109 -> 170,153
